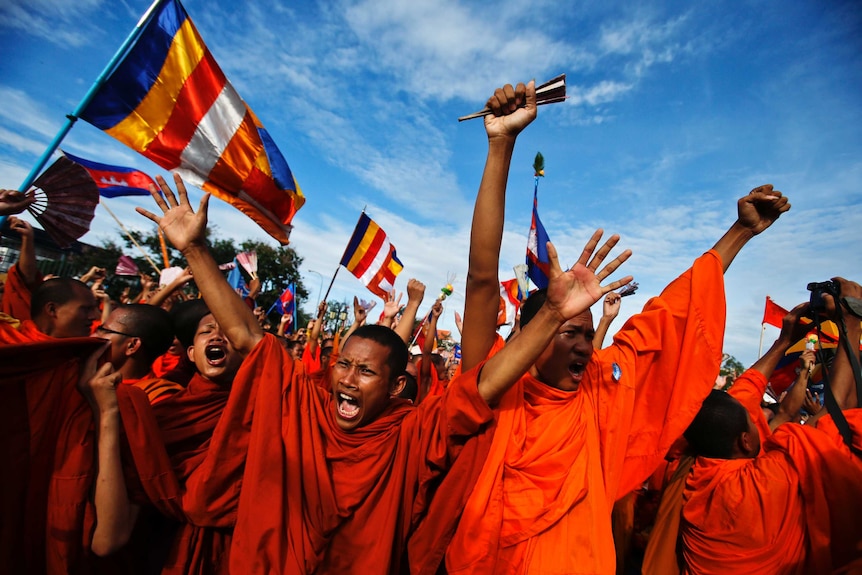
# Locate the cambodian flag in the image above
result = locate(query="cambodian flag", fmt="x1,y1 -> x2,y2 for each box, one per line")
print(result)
526,188 -> 550,289
63,151 -> 155,197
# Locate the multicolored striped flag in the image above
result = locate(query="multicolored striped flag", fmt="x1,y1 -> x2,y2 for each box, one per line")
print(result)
79,0 -> 304,244
63,151 -> 156,197
340,213 -> 403,300
526,187 -> 551,289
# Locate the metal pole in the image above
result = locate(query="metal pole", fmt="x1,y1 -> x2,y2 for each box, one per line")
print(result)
0,0 -> 165,230
308,269 -> 324,305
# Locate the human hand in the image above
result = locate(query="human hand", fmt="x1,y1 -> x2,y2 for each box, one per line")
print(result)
92,280 -> 110,302
803,389 -> 823,415
383,290 -> 403,320
136,173 -> 210,253
602,292 -> 621,319
406,278 -> 426,305
484,80 -> 537,141
82,266 -> 107,284
778,302 -> 811,345
280,313 -> 292,326
799,349 -> 816,374
430,300 -> 443,319
7,216 -> 34,239
353,296 -> 368,325
736,185 -> 790,236
77,343 -> 118,413
120,286 -> 131,304
819,277 -> 862,321
544,230 -> 633,323
0,189 -> 34,216
454,311 -> 464,334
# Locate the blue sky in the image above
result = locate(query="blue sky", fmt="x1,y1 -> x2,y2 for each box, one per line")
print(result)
1,0 -> 860,367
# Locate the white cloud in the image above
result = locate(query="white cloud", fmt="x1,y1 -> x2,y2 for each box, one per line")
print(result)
0,0 -> 103,47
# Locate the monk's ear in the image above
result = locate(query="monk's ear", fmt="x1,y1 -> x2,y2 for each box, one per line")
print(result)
126,337 -> 142,357
737,431 -> 755,457
44,301 -> 59,319
187,345 -> 195,363
389,374 -> 407,397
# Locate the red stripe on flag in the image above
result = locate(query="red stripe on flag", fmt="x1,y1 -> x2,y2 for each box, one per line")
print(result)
207,111 -> 260,192
352,231 -> 386,277
242,167 -> 296,223
144,49 -> 227,168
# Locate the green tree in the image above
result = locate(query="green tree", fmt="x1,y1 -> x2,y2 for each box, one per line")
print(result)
70,224 -> 309,326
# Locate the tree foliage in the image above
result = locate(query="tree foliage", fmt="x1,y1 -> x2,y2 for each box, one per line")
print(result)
71,224 -> 310,326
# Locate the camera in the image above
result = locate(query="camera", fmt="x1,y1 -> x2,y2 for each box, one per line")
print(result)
807,280 -> 840,313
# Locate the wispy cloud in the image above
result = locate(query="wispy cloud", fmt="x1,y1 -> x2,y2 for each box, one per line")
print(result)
0,0 -> 103,47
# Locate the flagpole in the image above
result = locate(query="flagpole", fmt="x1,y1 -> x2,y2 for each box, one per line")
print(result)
758,323 -> 766,358
100,200 -> 162,275
321,267 -> 341,303
0,0 -> 165,230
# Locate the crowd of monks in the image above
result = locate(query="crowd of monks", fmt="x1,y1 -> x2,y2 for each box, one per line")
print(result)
1,81 -> 860,575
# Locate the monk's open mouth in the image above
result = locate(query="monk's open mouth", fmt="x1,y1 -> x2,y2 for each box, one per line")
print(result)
337,392 -> 360,420
568,362 -> 586,382
205,345 -> 227,365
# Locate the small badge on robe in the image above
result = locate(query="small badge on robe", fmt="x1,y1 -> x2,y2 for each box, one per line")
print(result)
612,363 -> 622,382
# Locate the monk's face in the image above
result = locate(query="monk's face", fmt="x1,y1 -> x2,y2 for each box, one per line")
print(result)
530,310 -> 594,391
187,313 -> 242,386
51,285 -> 100,338
331,336 -> 404,432
95,308 -> 139,368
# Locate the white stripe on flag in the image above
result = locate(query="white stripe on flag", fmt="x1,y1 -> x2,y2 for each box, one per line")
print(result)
357,240 -> 393,285
180,83 -> 246,177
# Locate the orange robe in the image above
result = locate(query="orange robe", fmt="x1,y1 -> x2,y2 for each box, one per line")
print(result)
680,410 -> 862,575
122,375 -> 183,405
0,333 -> 107,575
152,351 -> 182,378
1,262 -> 40,321
447,249 -> 727,575
218,334 -> 494,574
116,373 -> 236,575
680,366 -> 862,574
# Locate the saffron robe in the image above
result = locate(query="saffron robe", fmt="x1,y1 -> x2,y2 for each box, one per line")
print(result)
116,373 -> 235,575
447,249 -> 727,575
0,335 -> 107,574
220,334 -> 494,574
122,375 -> 184,405
680,366 -> 862,575
1,262 -> 40,321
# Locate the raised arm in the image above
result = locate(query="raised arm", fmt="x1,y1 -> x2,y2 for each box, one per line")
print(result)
823,277 -> 862,409
395,279 -> 425,344
711,185 -> 790,272
77,347 -> 141,556
477,231 -> 632,405
7,217 -> 40,289
340,296 -> 367,352
593,291 -> 621,349
146,266 -> 193,308
420,300 -> 443,396
136,174 -> 263,355
305,300 -> 327,357
461,80 -> 537,372
380,290 -> 402,329
771,349 -> 815,430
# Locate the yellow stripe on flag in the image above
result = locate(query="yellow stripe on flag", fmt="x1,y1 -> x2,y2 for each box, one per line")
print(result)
106,19 -> 206,151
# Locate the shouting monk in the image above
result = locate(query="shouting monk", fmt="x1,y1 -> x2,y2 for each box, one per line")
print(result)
446,79 -> 791,574
131,171 -> 633,574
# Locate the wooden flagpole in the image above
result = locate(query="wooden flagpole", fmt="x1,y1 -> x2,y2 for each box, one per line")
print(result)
100,200 -> 161,275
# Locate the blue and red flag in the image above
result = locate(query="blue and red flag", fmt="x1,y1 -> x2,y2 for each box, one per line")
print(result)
78,0 -> 304,244
526,186 -> 551,289
226,258 -> 249,298
63,151 -> 155,197
267,283 -> 296,333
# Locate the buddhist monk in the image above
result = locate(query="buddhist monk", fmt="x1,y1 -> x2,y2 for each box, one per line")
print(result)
679,283 -> 862,575
95,304 -> 183,404
131,172 -> 633,574
446,79 -> 791,574
1,216 -> 41,321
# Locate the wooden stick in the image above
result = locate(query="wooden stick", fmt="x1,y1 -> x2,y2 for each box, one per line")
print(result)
458,74 -> 568,122
99,199 -> 162,276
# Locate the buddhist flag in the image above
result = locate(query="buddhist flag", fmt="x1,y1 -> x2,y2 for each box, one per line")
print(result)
340,213 -> 403,300
762,296 -> 788,328
63,151 -> 155,197
526,188 -> 551,289
79,0 -> 304,244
